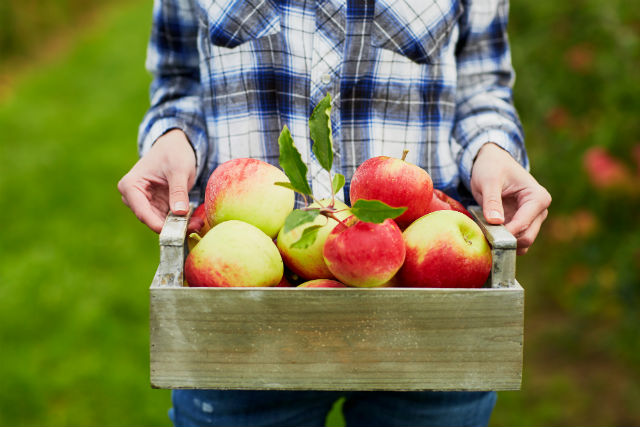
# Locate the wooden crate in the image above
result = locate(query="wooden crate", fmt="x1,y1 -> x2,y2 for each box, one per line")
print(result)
150,206 -> 523,391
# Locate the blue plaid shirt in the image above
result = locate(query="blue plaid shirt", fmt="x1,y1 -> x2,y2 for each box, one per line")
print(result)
138,0 -> 528,203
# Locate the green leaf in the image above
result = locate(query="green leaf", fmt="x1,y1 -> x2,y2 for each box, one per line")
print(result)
309,93 -> 333,172
350,199 -> 407,224
278,125 -> 312,195
282,209 -> 320,234
274,181 -> 296,191
332,173 -> 345,195
291,225 -> 324,249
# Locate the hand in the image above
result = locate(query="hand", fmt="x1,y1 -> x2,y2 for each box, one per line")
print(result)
470,143 -> 552,255
117,129 -> 203,233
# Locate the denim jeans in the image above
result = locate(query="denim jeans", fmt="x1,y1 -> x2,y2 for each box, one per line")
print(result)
169,389 -> 497,427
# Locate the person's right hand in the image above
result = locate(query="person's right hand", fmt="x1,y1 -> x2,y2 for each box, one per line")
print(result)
117,129 -> 202,233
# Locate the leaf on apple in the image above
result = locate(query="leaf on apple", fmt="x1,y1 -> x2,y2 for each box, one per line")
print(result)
278,125 -> 312,196
290,224 -> 324,249
332,173 -> 345,195
309,93 -> 334,173
282,209 -> 320,234
274,181 -> 296,191
350,199 -> 407,224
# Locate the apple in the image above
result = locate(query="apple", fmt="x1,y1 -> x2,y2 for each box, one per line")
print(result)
323,216 -> 405,287
297,279 -> 347,288
185,220 -> 283,287
425,189 -> 473,219
583,146 -> 632,190
397,210 -> 491,288
187,204 -> 212,251
349,153 -> 433,229
276,199 -> 351,280
275,275 -> 294,287
205,158 -> 294,239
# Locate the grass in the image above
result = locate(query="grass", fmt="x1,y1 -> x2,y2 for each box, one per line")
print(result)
0,1 -> 171,425
0,0 -> 639,426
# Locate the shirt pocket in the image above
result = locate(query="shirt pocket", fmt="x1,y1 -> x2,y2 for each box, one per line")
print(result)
371,0 -> 463,64
196,0 -> 281,48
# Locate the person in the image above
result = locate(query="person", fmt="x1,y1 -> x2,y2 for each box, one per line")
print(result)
118,0 -> 551,426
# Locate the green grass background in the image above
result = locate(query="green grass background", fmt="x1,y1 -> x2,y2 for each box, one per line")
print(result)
0,1 -> 638,426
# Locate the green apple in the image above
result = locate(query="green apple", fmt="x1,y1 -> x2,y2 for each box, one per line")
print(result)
205,158 -> 294,239
276,199 -> 350,280
185,220 -> 283,287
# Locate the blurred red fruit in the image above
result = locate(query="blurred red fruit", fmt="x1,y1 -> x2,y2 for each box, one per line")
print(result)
583,147 -> 632,190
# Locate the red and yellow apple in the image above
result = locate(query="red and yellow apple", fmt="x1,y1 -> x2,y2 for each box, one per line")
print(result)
187,204 -> 212,251
185,220 -> 283,287
323,216 -> 405,287
205,158 -> 294,238
276,199 -> 350,280
397,210 -> 491,288
425,189 -> 473,219
349,155 -> 433,229
297,279 -> 347,288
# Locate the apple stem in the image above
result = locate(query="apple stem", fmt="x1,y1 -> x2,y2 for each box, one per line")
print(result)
300,193 -> 309,207
321,209 -> 349,228
328,170 -> 335,208
401,149 -> 409,161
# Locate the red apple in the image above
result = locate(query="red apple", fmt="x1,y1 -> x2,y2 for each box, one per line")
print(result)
425,189 -> 473,219
398,210 -> 491,288
297,279 -> 347,288
274,275 -> 295,287
185,220 -> 283,287
187,204 -> 212,251
323,216 -> 405,287
349,154 -> 433,229
583,146 -> 632,190
205,158 -> 294,239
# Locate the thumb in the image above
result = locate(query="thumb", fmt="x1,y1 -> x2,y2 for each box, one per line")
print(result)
480,180 -> 505,225
168,172 -> 191,215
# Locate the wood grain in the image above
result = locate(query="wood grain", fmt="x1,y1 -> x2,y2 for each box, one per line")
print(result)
150,286 -> 523,390
149,207 -> 523,391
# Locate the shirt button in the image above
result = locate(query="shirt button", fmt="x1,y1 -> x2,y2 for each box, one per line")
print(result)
321,73 -> 331,84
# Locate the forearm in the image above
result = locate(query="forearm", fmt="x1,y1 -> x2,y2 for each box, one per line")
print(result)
453,0 -> 528,189
138,0 -> 209,184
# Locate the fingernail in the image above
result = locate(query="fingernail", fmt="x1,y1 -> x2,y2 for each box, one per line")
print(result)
174,201 -> 187,212
487,210 -> 503,221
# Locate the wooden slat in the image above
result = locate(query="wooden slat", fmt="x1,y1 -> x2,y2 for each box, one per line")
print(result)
150,285 -> 523,391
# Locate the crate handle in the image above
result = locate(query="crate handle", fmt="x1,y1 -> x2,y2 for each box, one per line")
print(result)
152,211 -> 190,288
468,205 -> 517,288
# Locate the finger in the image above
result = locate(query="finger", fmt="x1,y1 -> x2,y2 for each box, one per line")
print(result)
505,189 -> 551,237
514,209 -> 548,255
167,171 -> 191,215
120,184 -> 166,233
479,179 -> 505,225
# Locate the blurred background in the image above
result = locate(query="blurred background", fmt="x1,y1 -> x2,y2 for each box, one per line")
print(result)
0,0 -> 638,425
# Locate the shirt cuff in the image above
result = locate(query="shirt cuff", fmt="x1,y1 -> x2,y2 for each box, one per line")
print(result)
138,117 -> 208,182
458,129 -> 528,191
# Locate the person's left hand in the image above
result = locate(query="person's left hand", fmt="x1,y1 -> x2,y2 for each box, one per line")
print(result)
470,143 -> 552,255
